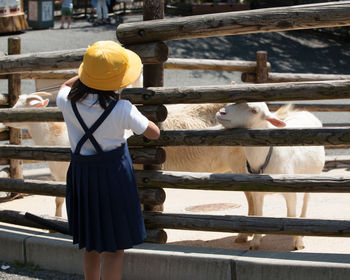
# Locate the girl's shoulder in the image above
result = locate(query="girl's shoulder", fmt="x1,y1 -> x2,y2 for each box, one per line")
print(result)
115,99 -> 132,111
56,86 -> 71,109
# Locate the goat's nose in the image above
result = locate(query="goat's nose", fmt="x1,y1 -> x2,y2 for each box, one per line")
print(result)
219,110 -> 226,115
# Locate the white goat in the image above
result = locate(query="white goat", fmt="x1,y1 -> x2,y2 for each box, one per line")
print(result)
161,104 -> 253,243
4,92 -> 69,217
216,102 -> 325,250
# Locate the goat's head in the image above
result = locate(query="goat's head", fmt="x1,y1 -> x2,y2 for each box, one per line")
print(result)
4,92 -> 51,129
12,92 -> 51,109
216,102 -> 286,129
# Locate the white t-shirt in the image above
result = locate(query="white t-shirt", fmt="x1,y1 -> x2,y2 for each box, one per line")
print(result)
57,86 -> 149,155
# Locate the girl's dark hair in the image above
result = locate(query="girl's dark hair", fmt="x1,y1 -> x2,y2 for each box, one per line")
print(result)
68,79 -> 120,109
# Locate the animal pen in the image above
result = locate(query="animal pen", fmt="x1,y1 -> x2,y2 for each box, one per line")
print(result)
1,0 -> 350,251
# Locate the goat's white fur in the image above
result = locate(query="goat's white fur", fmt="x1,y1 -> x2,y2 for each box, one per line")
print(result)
4,92 -> 69,217
216,102 -> 325,250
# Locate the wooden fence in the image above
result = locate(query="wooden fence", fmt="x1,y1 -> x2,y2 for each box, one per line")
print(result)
1,1 -> 350,245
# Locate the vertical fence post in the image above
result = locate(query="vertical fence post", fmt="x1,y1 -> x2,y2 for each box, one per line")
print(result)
142,0 -> 167,243
255,51 -> 268,83
8,37 -> 23,199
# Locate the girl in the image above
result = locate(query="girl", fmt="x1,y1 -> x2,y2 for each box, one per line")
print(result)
57,40 -> 160,280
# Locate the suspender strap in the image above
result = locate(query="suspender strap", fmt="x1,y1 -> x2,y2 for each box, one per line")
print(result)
71,100 -> 118,155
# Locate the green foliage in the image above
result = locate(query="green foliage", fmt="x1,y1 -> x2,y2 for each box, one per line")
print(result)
12,260 -> 40,271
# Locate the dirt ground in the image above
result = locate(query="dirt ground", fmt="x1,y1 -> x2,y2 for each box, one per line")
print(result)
1,167 -> 349,255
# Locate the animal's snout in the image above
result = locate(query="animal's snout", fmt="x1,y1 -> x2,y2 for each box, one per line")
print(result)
219,110 -> 226,115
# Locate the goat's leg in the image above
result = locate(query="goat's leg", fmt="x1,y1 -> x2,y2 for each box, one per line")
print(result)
284,193 -> 304,250
55,197 -> 64,217
235,191 -> 254,243
250,192 -> 264,250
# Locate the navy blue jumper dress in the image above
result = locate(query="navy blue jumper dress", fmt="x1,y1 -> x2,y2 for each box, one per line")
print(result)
66,99 -> 146,253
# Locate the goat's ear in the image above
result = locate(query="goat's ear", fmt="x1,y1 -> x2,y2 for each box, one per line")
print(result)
266,117 -> 286,127
26,97 -> 49,108
33,92 -> 52,97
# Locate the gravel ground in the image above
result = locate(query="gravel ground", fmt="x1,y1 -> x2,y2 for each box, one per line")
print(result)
0,261 -> 83,280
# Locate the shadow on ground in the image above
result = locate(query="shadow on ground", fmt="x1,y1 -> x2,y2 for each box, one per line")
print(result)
167,30 -> 350,74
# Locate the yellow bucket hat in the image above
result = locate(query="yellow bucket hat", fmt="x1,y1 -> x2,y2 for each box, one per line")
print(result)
78,41 -> 142,91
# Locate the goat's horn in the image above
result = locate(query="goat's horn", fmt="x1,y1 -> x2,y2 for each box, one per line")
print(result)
31,92 -> 52,97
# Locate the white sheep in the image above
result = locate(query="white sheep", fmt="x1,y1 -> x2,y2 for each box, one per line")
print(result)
4,92 -> 69,218
216,102 -> 325,250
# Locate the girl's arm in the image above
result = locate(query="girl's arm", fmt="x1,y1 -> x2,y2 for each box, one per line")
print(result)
143,121 -> 160,140
60,75 -> 79,89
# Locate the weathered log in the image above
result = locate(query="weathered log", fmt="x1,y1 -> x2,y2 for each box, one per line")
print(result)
164,58 -> 271,72
9,69 -> 78,80
0,48 -> 85,74
2,80 -> 350,106
138,105 -> 168,123
0,178 -> 165,205
242,72 -> 350,83
0,159 -> 9,166
0,210 -> 167,243
117,1 -> 350,44
0,105 -> 167,123
0,167 -> 9,178
0,145 -> 166,165
143,212 -> 350,237
267,103 -> 350,112
326,145 -> 350,149
1,58 -> 270,80
323,123 -> 350,127
0,130 -> 9,141
0,42 -> 169,75
120,80 -> 350,104
324,155 -> 350,169
128,127 -> 350,147
0,107 -> 64,122
8,37 -> 23,187
126,42 -> 168,64
142,0 -> 165,214
135,170 -> 350,193
1,127 -> 350,147
255,51 -> 268,83
0,93 -> 7,105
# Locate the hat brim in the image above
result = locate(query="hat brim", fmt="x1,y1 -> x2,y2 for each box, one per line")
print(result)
78,48 -> 143,91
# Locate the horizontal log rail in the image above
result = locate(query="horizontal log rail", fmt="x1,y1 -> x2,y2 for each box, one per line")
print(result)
0,145 -> 166,165
2,171 -> 350,195
0,105 -> 168,123
1,81 -> 350,106
128,127 -> 350,146
165,58 -> 271,72
325,155 -> 350,169
143,212 -> 350,237
120,80 -> 350,104
0,58 -> 271,80
135,170 -> 350,193
0,210 -> 167,244
2,209 -> 350,238
267,103 -> 350,112
0,178 -> 166,205
1,128 -> 350,146
242,72 -> 350,83
1,127 -> 350,147
116,1 -> 350,44
0,43 -> 168,75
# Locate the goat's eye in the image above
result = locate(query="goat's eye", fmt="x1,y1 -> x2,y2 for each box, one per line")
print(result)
250,108 -> 257,114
